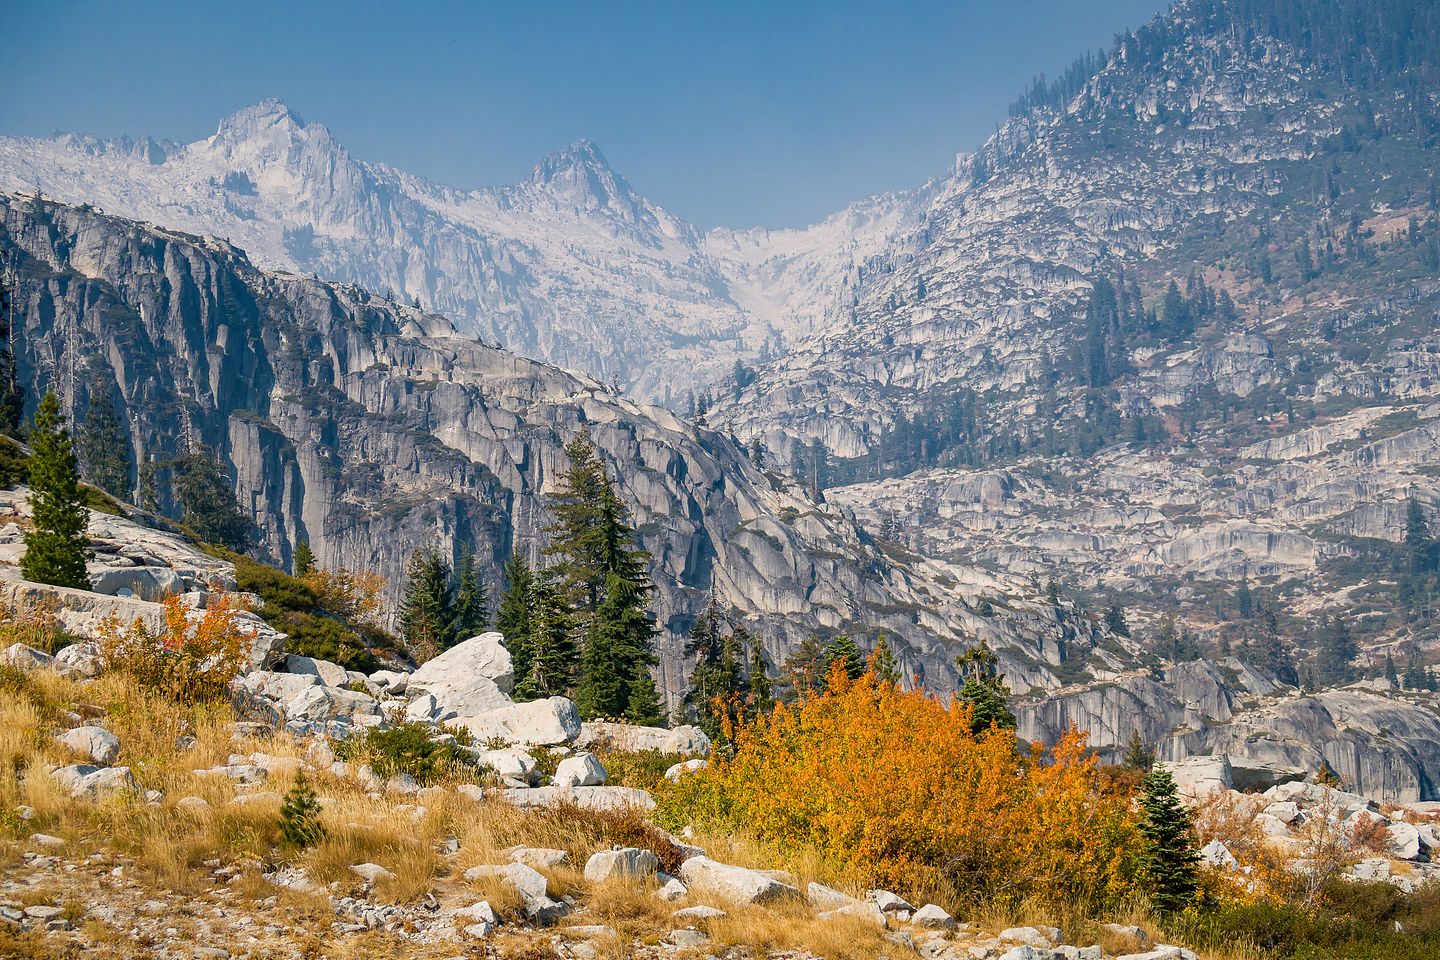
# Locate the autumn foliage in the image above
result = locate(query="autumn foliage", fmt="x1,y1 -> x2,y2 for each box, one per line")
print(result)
657,666 -> 1142,907
97,593 -> 247,703
300,566 -> 386,626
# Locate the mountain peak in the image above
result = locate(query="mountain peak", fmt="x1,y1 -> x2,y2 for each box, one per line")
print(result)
214,99 -> 310,141
528,138 -> 612,181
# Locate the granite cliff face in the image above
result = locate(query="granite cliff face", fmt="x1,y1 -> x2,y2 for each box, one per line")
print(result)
0,195 -> 1100,708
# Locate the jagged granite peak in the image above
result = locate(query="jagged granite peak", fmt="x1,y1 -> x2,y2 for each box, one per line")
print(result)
0,195 -> 1104,709
0,101 -> 771,403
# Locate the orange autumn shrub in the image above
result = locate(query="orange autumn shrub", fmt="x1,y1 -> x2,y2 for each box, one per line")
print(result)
97,593 -> 247,703
300,566 -> 385,626
656,667 -> 1142,907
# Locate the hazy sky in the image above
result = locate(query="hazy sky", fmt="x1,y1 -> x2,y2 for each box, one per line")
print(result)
1,0 -> 1165,229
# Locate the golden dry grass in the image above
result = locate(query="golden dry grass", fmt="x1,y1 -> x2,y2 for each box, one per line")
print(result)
0,660 -> 1247,960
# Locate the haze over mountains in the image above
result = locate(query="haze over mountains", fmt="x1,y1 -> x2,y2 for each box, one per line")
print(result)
3,0 -> 1440,793
0,98 -> 915,405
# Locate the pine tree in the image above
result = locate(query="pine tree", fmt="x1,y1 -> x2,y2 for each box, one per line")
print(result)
546,433 -> 661,722
869,632 -> 901,685
955,636 -> 1015,735
1405,498 -> 1435,575
450,547 -> 489,641
293,539 -> 315,576
826,634 -> 863,680
517,576 -> 575,699
79,388 -> 129,498
1137,765 -> 1200,913
745,634 -> 773,715
496,552 -> 535,684
1385,653 -> 1399,687
137,459 -> 159,512
398,549 -> 454,661
173,444 -> 251,549
782,634 -> 831,700
1122,729 -> 1154,771
0,280 -> 24,434
1235,578 -> 1253,619
277,771 -> 325,847
544,430 -> 609,624
1314,614 -> 1358,686
20,392 -> 91,590
1104,600 -> 1131,637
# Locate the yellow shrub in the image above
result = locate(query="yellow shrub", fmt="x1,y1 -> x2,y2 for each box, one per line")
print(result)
300,567 -> 385,626
97,594 -> 246,703
656,668 -> 1141,908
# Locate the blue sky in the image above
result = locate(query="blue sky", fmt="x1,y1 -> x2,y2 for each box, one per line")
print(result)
1,0 -> 1164,229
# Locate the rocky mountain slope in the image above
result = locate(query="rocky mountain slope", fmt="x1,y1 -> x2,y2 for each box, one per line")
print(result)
0,195 -> 1101,708
0,101 -> 868,405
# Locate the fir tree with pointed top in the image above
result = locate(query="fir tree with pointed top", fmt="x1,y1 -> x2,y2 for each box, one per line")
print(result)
955,636 -> 1015,735
1122,729 -> 1154,771
1137,764 -> 1199,913
292,538 -> 315,577
1385,653 -> 1399,687
79,387 -> 129,499
398,548 -> 454,662
21,392 -> 90,590
826,634 -> 863,680
517,575 -> 575,699
496,552 -> 535,688
0,280 -> 24,434
450,547 -> 489,642
746,635 -> 773,715
869,632 -> 900,685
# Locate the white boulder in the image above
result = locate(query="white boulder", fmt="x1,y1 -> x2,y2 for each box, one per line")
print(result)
678,856 -> 800,905
553,752 -> 607,788
450,697 -> 581,747
57,726 -> 120,765
583,848 -> 660,882
284,654 -> 349,687
409,631 -> 514,698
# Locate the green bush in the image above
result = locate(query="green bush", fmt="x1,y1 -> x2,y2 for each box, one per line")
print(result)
277,772 -> 325,847
336,723 -> 482,786
0,436 -> 28,489
592,747 -> 685,790
232,555 -> 320,612
1169,883 -> 1440,960
271,610 -> 376,672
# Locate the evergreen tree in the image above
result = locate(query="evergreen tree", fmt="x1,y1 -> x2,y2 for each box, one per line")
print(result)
173,444 -> 251,549
869,632 -> 901,685
1122,729 -> 1154,771
1313,614 -> 1358,686
20,392 -> 90,590
1137,765 -> 1200,913
826,634 -> 863,680
398,548 -> 454,660
517,576 -> 576,699
1235,578 -> 1253,620
496,552 -> 535,684
1385,653 -> 1399,687
137,459 -> 159,512
277,771 -> 325,847
955,637 -> 1016,735
79,388 -> 129,498
1104,600 -> 1131,637
1405,498 -> 1435,575
1403,650 -> 1424,689
546,434 -> 662,723
782,634 -> 831,700
0,280 -> 24,434
293,538 -> 315,576
746,636 -> 773,714
450,547 -> 489,641
544,430 -> 609,624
